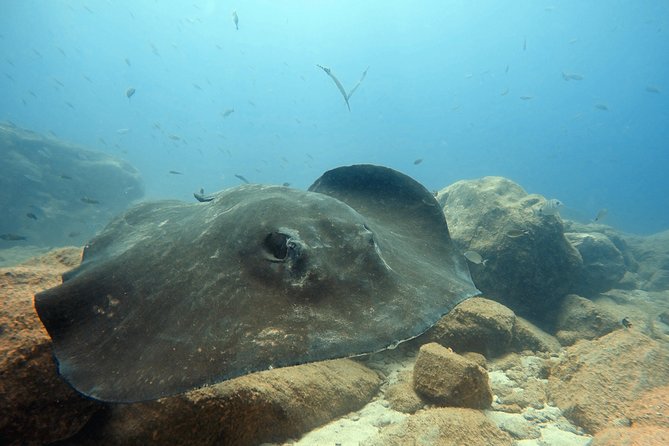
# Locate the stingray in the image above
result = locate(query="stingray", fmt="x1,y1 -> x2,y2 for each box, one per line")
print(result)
34,164 -> 479,403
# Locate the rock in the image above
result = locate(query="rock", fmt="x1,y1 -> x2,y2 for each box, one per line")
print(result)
511,317 -> 562,353
63,358 -> 381,446
413,342 -> 492,409
436,176 -> 582,322
592,426 -> 669,446
0,248 -> 102,445
624,229 -> 669,291
565,232 -> 626,294
362,407 -> 514,446
624,384 -> 669,428
384,370 -> 425,414
428,297 -> 561,357
486,411 -> 541,439
554,294 -> 620,345
428,297 -> 515,357
548,329 -> 669,434
488,353 -> 551,411
0,122 -> 143,249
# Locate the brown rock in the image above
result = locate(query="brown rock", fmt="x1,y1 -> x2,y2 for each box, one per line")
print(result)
362,407 -> 514,446
0,248 -> 101,446
511,316 -> 562,353
548,330 -> 669,434
428,297 -> 515,357
555,294 -> 620,346
384,370 -> 425,414
593,426 -> 669,446
625,385 -> 669,428
413,343 -> 492,409
63,358 -> 380,446
428,297 -> 560,358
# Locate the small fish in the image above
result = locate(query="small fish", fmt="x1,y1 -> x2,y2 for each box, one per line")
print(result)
463,250 -> 487,266
535,199 -> 563,217
116,128 -> 130,134
506,229 -> 529,238
621,317 -> 632,329
520,96 -> 534,100
126,87 -> 136,99
0,233 -> 27,241
60,174 -> 73,180
346,66 -> 369,100
26,212 -> 38,220
645,85 -> 660,94
413,158 -> 423,165
232,11 -> 239,30
68,231 -> 81,238
168,134 -> 181,141
168,170 -> 183,175
221,108 -> 235,118
595,103 -> 609,111
500,88 -> 509,96
282,182 -> 291,187
594,208 -> 608,222
234,174 -> 250,184
317,64 -> 351,111
194,188 -> 214,202
561,72 -> 584,81
124,57 -> 131,66
81,197 -> 100,204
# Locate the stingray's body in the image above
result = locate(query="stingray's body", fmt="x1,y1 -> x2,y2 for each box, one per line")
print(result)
34,165 -> 479,402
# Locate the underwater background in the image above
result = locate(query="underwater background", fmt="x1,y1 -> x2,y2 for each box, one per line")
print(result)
1,0 -> 668,235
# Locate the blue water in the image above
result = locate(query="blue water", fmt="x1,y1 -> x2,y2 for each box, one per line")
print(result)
1,1 -> 668,234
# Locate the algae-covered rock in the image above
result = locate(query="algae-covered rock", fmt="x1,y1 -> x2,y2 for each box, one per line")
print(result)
413,342 -> 492,409
0,122 -> 143,249
436,176 -> 582,322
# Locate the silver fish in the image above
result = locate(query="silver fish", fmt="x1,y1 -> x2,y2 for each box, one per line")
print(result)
535,199 -> 563,217
594,208 -> 608,222
463,250 -> 487,266
232,11 -> 238,30
506,229 -> 529,238
346,66 -> 369,100
317,64 -> 350,111
562,72 -> 584,81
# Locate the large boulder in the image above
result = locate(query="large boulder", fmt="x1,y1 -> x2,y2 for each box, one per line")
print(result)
65,359 -> 380,446
0,248 -> 102,446
436,177 -> 582,322
548,329 -> 669,434
565,232 -> 626,295
427,297 -> 561,358
0,122 -> 143,249
554,294 -> 621,346
625,229 -> 669,291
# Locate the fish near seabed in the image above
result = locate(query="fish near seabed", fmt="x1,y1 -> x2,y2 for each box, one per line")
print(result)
126,87 -> 135,99
534,198 -> 563,217
232,11 -> 238,30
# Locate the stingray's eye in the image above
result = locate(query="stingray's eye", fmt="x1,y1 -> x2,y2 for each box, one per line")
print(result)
263,232 -> 302,262
264,232 -> 289,261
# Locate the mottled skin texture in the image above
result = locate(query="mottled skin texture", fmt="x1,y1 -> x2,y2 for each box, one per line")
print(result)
35,165 -> 478,403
